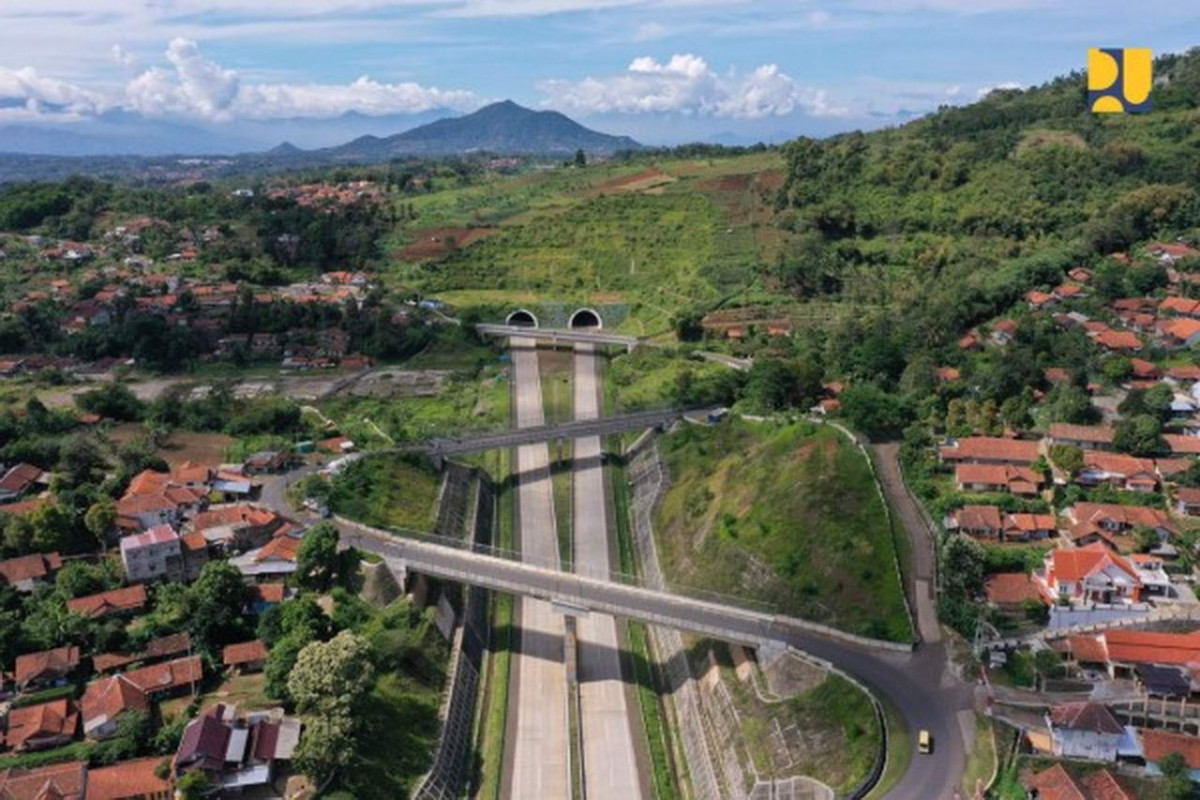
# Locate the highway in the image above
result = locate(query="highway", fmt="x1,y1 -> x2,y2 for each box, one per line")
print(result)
571,343 -> 646,800
505,337 -> 571,799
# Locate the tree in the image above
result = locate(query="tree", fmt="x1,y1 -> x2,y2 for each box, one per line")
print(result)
176,770 -> 210,800
1039,384 -> 1098,426
1113,414 -> 1165,456
186,561 -> 249,650
573,149 -> 586,168
838,384 -> 913,439
1159,751 -> 1193,800
288,630 -> 375,714
295,523 -> 341,592
74,383 -> 144,422
287,631 -> 376,785
1048,444 -> 1083,476
84,497 -> 117,548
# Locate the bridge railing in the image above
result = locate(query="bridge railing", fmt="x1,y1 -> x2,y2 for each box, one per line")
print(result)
363,522 -> 776,616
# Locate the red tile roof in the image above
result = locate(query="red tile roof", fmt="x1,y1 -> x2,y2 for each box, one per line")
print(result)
0,761 -> 87,800
940,436 -> 1040,464
1159,296 -> 1200,316
1006,512 -> 1057,532
1048,424 -> 1114,445
222,640 -> 268,666
1160,317 -> 1200,342
255,535 -> 300,563
1102,628 -> 1200,668
955,463 -> 1041,491
1078,769 -> 1133,800
120,655 -> 202,695
0,552 -> 61,585
1141,727 -> 1200,768
0,463 -> 43,495
984,573 -> 1041,605
4,699 -> 78,750
14,645 -> 80,687
247,583 -> 285,604
1065,635 -> 1110,664
84,757 -> 172,800
1049,701 -> 1124,734
81,674 -> 151,733
1165,434 -> 1200,454
1091,329 -> 1143,350
1048,543 -> 1139,584
1020,764 -> 1085,800
953,505 -> 1002,531
66,585 -> 147,618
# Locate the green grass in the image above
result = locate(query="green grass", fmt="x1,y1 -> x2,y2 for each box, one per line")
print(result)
961,713 -> 998,798
340,671 -> 443,799
866,696 -> 911,800
721,651 -> 882,795
655,419 -> 913,641
0,740 -> 94,770
606,348 -> 729,412
321,370 -> 510,445
328,452 -> 443,532
608,436 -> 680,798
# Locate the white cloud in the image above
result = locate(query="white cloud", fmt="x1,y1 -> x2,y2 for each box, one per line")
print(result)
539,53 -> 846,119
0,66 -> 108,120
111,44 -> 140,70
976,80 -> 1021,97
0,37 -> 482,124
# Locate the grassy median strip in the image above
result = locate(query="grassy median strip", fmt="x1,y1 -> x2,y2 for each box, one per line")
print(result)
609,436 -> 681,799
472,448 -> 515,800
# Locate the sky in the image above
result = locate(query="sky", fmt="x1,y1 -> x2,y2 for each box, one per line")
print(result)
0,0 -> 1197,150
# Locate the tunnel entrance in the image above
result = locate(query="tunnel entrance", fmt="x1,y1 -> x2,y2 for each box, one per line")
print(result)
506,309 -> 539,328
568,308 -> 603,329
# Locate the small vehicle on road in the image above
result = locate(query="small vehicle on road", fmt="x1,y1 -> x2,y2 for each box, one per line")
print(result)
918,729 -> 933,754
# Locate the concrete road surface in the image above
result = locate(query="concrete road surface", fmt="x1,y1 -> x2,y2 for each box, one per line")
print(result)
572,344 -> 646,800
507,338 -> 571,799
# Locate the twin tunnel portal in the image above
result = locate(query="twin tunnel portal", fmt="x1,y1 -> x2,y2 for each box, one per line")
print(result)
505,306 -> 603,330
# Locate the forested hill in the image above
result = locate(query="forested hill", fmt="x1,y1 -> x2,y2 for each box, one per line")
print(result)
773,48 -> 1200,353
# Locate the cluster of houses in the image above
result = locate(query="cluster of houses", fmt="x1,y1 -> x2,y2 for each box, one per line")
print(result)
265,180 -> 385,210
0,698 -> 300,800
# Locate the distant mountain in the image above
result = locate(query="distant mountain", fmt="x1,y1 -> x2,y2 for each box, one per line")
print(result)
323,100 -> 642,159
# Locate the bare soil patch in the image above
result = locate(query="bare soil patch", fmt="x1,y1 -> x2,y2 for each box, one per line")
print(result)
395,226 -> 498,260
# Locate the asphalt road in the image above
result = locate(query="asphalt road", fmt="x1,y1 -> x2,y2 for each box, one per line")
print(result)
572,344 -> 646,800
506,337 -> 571,799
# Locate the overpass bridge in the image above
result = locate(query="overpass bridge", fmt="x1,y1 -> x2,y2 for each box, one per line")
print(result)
336,518 -> 910,654
476,323 -> 641,351
404,406 -> 719,457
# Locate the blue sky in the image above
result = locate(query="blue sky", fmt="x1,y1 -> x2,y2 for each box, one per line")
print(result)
0,0 -> 1197,148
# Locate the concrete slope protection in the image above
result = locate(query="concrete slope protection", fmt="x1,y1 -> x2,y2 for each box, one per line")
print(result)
572,343 -> 645,800
506,337 -> 571,799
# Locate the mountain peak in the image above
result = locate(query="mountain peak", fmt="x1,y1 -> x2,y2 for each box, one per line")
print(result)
268,141 -> 303,156
323,100 -> 641,159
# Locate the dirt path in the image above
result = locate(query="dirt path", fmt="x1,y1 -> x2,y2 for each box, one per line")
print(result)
873,441 -> 941,645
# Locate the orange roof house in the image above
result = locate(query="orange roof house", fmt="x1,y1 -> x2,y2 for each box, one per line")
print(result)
0,761 -> 87,800
1021,764 -> 1131,800
984,573 -> 1041,606
81,674 -> 152,739
939,436 -> 1040,465
1090,329 -> 1142,351
84,756 -> 173,800
0,551 -> 61,590
222,640 -> 269,672
1034,543 -> 1142,606
954,463 -> 1042,496
14,644 -> 80,689
66,584 -> 148,619
1047,423 -> 1114,450
1141,728 -> 1200,772
4,699 -> 79,751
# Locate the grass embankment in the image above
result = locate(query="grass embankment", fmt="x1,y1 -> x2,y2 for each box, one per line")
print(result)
655,419 -> 912,642
321,368 -> 510,445
471,448 -> 514,800
709,641 -> 881,794
328,452 -> 442,532
866,696 -> 911,800
605,347 -> 731,412
961,713 -> 998,798
608,436 -> 681,799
